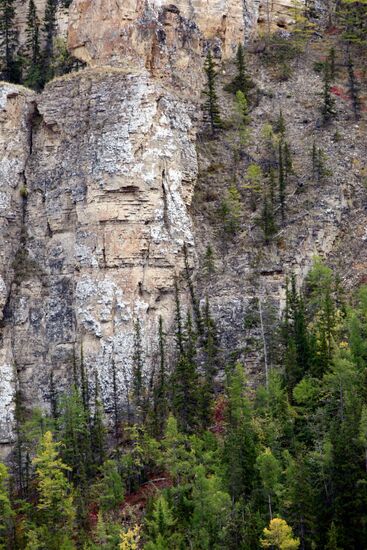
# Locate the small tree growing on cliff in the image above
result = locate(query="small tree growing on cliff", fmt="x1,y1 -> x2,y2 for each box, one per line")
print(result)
226,43 -> 254,96
42,0 -> 57,85
24,0 -> 42,89
203,50 -> 222,134
347,55 -> 360,120
321,61 -> 336,124
0,0 -> 19,82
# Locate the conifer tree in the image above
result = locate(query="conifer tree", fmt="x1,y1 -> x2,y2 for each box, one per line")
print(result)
223,364 -> 257,501
25,0 -> 41,89
347,55 -> 360,120
203,50 -> 222,134
172,314 -> 199,433
132,318 -> 144,418
183,242 -> 203,335
200,297 -> 217,428
91,372 -> 106,468
203,244 -> 215,278
42,0 -> 57,85
30,431 -> 75,549
278,141 -> 286,223
321,61 -> 336,124
0,463 -> 13,548
58,385 -> 92,484
227,43 -> 253,96
174,276 -> 184,354
260,192 -> 276,244
0,0 -> 18,82
152,316 -> 168,437
328,47 -> 336,81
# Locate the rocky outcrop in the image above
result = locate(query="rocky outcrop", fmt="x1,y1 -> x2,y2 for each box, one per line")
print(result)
0,85 -> 35,444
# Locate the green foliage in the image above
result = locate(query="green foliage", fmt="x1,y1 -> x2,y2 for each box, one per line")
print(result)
0,463 -> 13,548
219,185 -> 242,235
95,460 -> 125,512
321,61 -> 336,124
0,0 -> 19,82
28,431 -> 76,549
203,50 -> 222,134
226,43 -> 254,96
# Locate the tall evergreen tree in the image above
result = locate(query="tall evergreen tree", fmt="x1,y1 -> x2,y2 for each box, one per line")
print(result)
132,318 -> 144,419
346,55 -> 360,120
321,61 -> 336,124
0,0 -> 18,82
41,0 -> 57,85
203,50 -> 222,134
24,0 -> 41,89
278,141 -> 286,223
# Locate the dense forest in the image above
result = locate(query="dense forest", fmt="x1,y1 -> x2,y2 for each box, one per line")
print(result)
0,0 -> 367,549
1,260 -> 367,549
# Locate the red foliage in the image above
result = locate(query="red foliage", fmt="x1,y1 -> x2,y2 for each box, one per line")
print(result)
120,473 -> 172,513
330,85 -> 350,101
211,396 -> 227,435
325,26 -> 341,35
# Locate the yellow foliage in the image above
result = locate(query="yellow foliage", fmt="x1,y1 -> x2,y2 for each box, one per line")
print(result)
119,525 -> 141,550
261,517 -> 300,549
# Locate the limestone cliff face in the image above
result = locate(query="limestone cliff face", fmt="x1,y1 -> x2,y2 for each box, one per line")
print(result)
5,0 -> 364,448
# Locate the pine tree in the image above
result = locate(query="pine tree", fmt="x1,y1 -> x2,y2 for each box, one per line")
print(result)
260,192 -> 276,244
58,385 -> 92,484
24,0 -> 41,89
223,364 -> 257,502
278,141 -> 286,223
172,351 -> 199,433
132,318 -> 144,418
174,276 -> 184,354
226,43 -> 253,96
321,61 -> 336,124
183,242 -> 203,335
328,47 -> 336,81
203,50 -> 222,134
200,297 -> 218,428
42,0 -> 57,85
347,55 -> 360,120
0,0 -> 19,82
274,109 -> 286,138
152,316 -> 168,437
91,372 -> 106,468
203,244 -> 215,278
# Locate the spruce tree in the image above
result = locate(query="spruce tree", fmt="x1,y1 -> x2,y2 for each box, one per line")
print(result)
347,55 -> 360,120
42,0 -> 57,85
321,61 -> 336,124
260,193 -> 276,244
132,318 -> 144,418
91,372 -> 106,468
25,0 -> 41,89
203,50 -> 222,134
152,316 -> 168,437
278,141 -> 286,223
0,0 -> 18,82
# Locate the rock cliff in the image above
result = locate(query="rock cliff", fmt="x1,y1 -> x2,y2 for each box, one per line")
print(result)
1,0 -> 366,449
